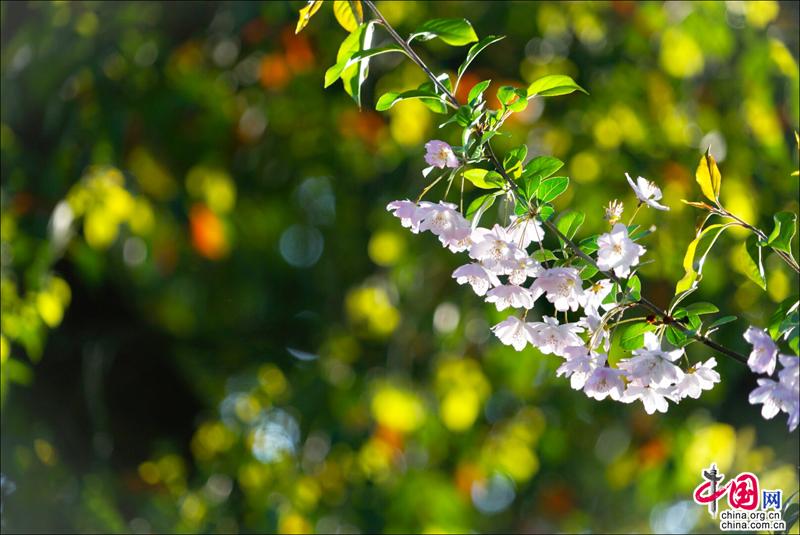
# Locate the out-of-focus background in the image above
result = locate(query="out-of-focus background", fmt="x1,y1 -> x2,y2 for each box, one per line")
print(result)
1,1 -> 798,533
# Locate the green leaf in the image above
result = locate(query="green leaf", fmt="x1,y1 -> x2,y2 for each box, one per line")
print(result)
556,210 -> 585,244
335,23 -> 374,106
695,148 -> 722,203
536,176 -> 569,203
683,302 -> 719,315
769,299 -> 799,340
295,0 -> 323,33
466,191 -> 498,221
463,169 -> 504,189
527,74 -> 588,97
503,146 -> 528,178
765,211 -> 797,254
620,322 -> 655,350
457,35 -> 504,88
467,79 -> 491,103
740,234 -> 766,290
626,275 -> 641,301
497,85 -> 527,112
333,0 -> 363,32
410,18 -> 478,46
375,89 -> 447,113
532,249 -> 557,263
325,44 -> 406,88
666,325 -> 688,347
538,204 -> 555,222
675,223 -> 734,294
580,235 -> 599,254
522,156 -> 563,180
707,315 -> 737,330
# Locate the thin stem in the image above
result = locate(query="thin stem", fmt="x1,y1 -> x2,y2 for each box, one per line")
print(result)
364,0 -> 459,108
719,208 -> 800,273
627,202 -> 642,227
363,0 -> 753,370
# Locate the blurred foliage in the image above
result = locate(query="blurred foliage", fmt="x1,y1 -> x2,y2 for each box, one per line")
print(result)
0,1 -> 798,533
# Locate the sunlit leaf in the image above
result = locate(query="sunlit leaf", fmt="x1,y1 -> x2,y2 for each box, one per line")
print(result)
555,210 -> 584,245
456,35 -> 504,88
620,322 -> 655,350
410,18 -> 479,46
333,0 -> 363,32
295,0 -> 323,34
695,148 -> 722,203
467,79 -> 491,103
740,234 -> 766,290
535,176 -> 569,203
675,223 -> 734,294
765,211 -> 796,254
463,169 -> 504,189
527,74 -> 587,97
375,89 -> 447,113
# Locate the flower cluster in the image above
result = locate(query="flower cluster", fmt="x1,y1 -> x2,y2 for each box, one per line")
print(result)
385,141 -> 740,417
745,326 -> 799,431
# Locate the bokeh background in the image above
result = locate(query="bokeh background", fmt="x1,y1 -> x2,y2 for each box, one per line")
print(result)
1,1 -> 799,533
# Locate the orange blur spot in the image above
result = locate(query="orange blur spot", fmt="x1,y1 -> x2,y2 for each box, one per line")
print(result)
454,462 -> 484,498
455,73 -> 481,104
260,53 -> 291,90
374,424 -> 404,452
281,28 -> 314,73
638,436 -> 668,467
190,203 -> 228,260
338,109 -> 386,149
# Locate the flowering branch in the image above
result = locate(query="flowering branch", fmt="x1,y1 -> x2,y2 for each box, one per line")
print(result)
301,0 -> 799,431
366,2 -> 752,370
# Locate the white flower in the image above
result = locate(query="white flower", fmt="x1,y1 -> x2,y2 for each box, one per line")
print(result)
580,279 -> 614,314
424,140 -> 459,169
438,222 -> 472,253
604,199 -> 624,225
530,267 -> 585,312
557,347 -> 605,390
673,358 -> 720,399
626,173 -> 669,210
778,354 -> 799,389
743,326 -> 778,375
506,215 -> 545,249
528,316 -> 584,357
620,385 -> 673,414
617,332 -> 684,388
492,316 -> 535,351
485,284 -> 536,311
749,378 -> 798,426
469,224 -> 520,273
452,263 -> 501,297
596,223 -> 645,279
583,366 -> 626,401
387,200 -> 423,233
507,253 -> 541,286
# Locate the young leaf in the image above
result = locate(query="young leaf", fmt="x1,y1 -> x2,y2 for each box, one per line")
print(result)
409,18 -> 478,46
467,79 -> 491,103
626,275 -> 641,301
522,156 -> 563,181
740,234 -> 766,290
683,302 -> 719,315
695,148 -> 722,204
538,204 -> 555,222
456,35 -> 504,88
325,45 -> 406,88
555,210 -> 585,243
532,249 -> 557,263
768,299 -> 799,340
497,86 -> 527,112
675,223 -> 734,294
333,1 -> 363,32
295,0 -> 323,34
666,325 -> 688,347
466,192 -> 498,221
707,315 -> 737,330
527,74 -> 587,97
375,89 -> 446,113
335,23 -> 374,106
536,176 -> 569,203
620,322 -> 655,350
765,211 -> 797,254
463,169 -> 504,189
